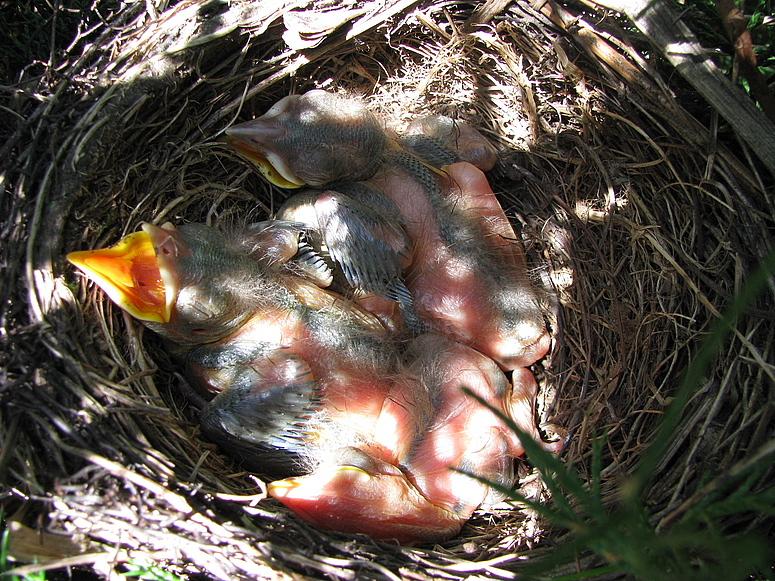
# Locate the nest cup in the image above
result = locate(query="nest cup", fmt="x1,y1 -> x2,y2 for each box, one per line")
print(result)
2,1 -> 774,578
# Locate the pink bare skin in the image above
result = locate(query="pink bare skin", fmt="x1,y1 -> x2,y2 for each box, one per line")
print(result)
367,160 -> 551,369
268,334 -> 558,544
272,162 -> 551,368
68,222 -> 557,544
225,91 -> 550,368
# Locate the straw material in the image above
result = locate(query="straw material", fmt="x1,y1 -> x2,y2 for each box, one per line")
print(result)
1,0 -> 772,578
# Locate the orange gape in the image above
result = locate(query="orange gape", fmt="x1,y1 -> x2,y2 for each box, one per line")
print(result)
68,220 -> 558,544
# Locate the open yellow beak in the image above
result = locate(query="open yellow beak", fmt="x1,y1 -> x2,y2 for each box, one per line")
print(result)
67,230 -> 170,323
221,134 -> 304,189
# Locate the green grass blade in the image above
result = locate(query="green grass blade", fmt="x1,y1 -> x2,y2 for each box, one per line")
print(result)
461,387 -> 604,519
631,246 -> 775,497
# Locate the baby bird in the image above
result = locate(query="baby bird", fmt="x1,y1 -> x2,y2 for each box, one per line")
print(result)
381,159 -> 552,369
224,90 -> 551,368
67,222 -> 557,543
68,222 -> 389,472
277,183 -> 423,334
269,333 -> 557,543
224,90 -> 388,188
398,114 -> 499,171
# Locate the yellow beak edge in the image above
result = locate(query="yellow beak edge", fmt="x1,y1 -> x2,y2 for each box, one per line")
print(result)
67,230 -> 169,323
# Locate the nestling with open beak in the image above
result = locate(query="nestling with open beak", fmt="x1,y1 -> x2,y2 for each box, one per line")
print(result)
67,221 -> 558,544
224,90 -> 551,369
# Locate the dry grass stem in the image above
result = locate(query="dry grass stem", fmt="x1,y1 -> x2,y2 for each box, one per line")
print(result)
1,0 -> 772,579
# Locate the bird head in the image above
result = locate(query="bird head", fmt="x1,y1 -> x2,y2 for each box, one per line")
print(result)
224,90 -> 388,188
67,223 -> 261,345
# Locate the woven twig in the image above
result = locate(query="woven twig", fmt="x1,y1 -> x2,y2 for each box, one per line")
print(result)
1,1 -> 772,579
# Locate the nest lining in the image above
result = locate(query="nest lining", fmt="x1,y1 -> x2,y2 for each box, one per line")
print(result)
1,0 -> 773,579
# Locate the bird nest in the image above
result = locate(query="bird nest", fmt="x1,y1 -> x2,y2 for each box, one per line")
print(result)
2,0 -> 773,579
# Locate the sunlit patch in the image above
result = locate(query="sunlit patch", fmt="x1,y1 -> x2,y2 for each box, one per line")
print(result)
268,464 -> 372,501
550,266 -> 575,291
373,406 -> 405,455
574,194 -> 628,222
232,309 -> 298,347
513,320 -> 544,344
